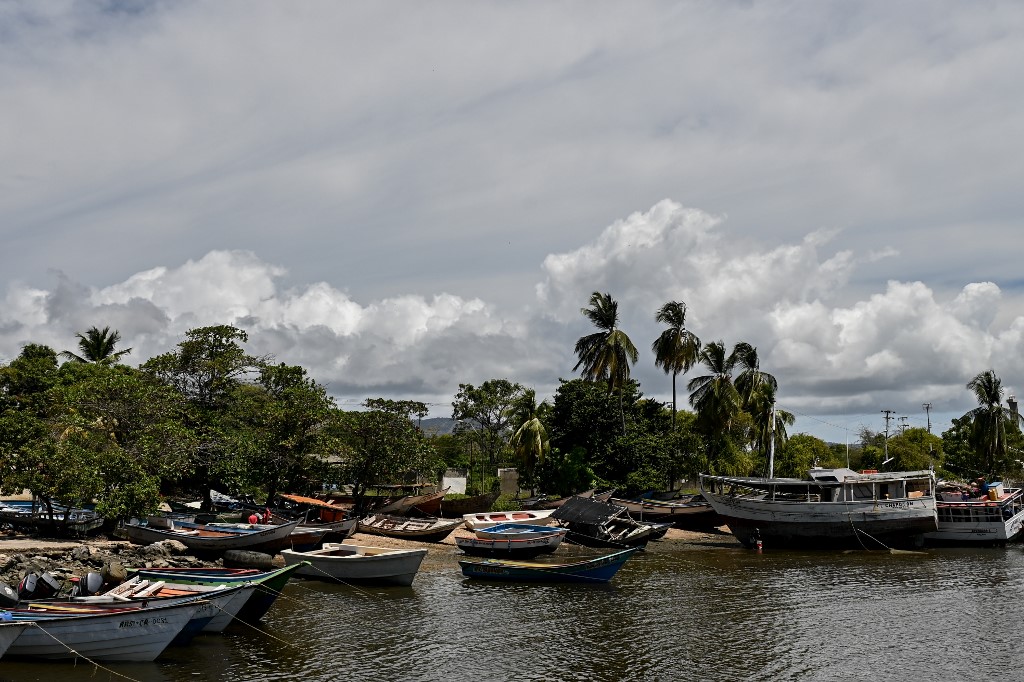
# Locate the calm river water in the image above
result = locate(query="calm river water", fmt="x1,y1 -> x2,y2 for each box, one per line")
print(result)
1,541 -> 1022,681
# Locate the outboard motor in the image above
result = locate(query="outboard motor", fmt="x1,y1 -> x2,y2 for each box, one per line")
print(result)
17,571 -> 61,600
0,582 -> 19,608
70,572 -> 104,597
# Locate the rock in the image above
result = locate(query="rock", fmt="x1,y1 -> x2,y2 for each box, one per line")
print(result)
70,545 -> 91,561
101,560 -> 127,584
223,550 -> 275,570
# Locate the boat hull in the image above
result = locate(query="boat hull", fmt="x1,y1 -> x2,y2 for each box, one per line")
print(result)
458,547 -> 639,583
456,531 -> 565,558
124,520 -> 301,554
281,543 -> 427,586
357,514 -> 463,543
926,489 -> 1024,546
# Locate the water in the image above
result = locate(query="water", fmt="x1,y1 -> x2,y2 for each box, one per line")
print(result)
2,543 -> 1022,681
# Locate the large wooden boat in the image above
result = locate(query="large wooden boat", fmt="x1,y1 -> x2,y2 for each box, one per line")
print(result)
3,599 -> 200,661
374,487 -> 448,517
357,514 -> 463,543
281,541 -> 428,586
462,509 -> 556,530
608,494 -> 721,529
458,547 -> 640,583
439,491 -> 500,517
699,468 -> 938,549
123,519 -> 300,555
925,483 -> 1024,545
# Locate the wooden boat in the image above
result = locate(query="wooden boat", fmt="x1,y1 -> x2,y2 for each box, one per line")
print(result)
357,514 -> 463,543
699,468 -> 938,549
462,509 -> 556,530
3,599 -> 201,661
0,501 -> 104,537
608,494 -> 722,529
129,562 -> 306,623
459,547 -> 640,583
925,483 -> 1024,546
375,487 -> 448,517
439,491 -> 500,517
281,541 -> 428,586
456,529 -> 566,558
551,495 -> 660,549
203,521 -> 330,552
275,493 -> 359,539
474,522 -> 568,540
123,519 -> 300,555
74,578 -> 255,633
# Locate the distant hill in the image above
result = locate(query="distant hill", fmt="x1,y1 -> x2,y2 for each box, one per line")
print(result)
420,417 -> 458,436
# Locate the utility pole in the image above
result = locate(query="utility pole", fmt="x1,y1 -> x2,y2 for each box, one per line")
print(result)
898,416 -> 909,435
923,403 -> 932,433
881,410 -> 895,466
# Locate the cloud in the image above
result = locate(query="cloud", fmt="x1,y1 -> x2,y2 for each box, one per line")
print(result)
5,200 -> 1024,435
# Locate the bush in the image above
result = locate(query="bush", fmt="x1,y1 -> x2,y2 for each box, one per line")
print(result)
490,494 -> 522,512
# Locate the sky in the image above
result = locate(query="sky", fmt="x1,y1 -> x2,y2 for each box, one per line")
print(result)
2,1 -> 1024,444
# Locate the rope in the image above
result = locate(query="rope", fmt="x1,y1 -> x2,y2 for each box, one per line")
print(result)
26,621 -> 143,681
286,563 -> 382,598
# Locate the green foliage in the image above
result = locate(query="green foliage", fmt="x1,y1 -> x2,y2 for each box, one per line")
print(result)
451,379 -> 524,465
537,446 -> 594,497
885,427 -> 943,471
775,433 -> 841,477
491,494 -> 523,512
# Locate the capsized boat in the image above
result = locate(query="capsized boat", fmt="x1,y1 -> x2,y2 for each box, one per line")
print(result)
458,547 -> 640,583
551,495 -> 661,549
281,541 -> 428,586
699,468 -> 937,549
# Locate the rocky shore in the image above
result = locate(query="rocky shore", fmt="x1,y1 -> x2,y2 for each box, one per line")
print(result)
0,525 -> 740,592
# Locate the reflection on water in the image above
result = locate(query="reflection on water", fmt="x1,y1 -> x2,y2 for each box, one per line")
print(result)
1,545 -> 1022,681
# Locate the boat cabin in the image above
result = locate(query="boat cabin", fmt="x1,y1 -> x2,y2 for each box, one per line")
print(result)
704,468 -> 936,503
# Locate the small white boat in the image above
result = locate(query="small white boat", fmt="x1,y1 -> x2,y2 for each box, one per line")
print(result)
281,542 -> 428,586
462,509 -> 556,530
4,600 -> 200,661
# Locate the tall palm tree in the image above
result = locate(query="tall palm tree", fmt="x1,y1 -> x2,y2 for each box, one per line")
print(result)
687,340 -> 743,437
59,326 -> 132,365
966,369 -> 1021,476
733,342 -> 777,408
652,301 -> 701,430
509,389 -> 549,491
574,292 -> 639,432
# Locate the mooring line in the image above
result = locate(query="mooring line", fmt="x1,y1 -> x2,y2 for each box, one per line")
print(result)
28,621 -> 143,682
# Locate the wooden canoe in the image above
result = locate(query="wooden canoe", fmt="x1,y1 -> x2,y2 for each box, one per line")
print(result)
357,514 -> 463,543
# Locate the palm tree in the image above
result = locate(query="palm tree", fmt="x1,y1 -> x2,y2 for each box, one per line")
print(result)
574,292 -> 638,432
652,301 -> 701,430
509,389 -> 549,491
59,326 -> 132,365
966,369 -> 1022,476
733,342 -> 777,408
687,340 -> 743,437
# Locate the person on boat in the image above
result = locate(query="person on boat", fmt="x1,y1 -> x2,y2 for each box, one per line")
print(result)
247,512 -> 260,524
261,507 -> 273,524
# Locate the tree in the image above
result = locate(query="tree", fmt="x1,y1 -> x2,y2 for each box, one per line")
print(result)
509,389 -> 549,491
451,380 -> 524,468
775,434 -> 840,478
885,427 -> 943,472
964,370 -> 1022,477
59,326 -> 132,365
687,340 -> 742,437
733,342 -> 777,408
574,292 -> 639,432
746,382 -> 794,475
651,301 -> 701,431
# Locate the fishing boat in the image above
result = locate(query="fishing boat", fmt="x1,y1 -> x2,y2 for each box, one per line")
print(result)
128,562 -> 306,623
281,541 -> 428,586
0,500 -> 104,537
274,493 -> 359,541
2,599 -> 201,661
458,547 -> 640,583
357,514 -> 463,543
551,495 -> 661,549
462,509 -> 556,530
456,529 -> 566,558
925,483 -> 1024,546
699,468 -> 938,549
374,487 -> 448,517
608,494 -> 721,529
439,491 -> 500,517
474,522 -> 568,540
203,521 -> 330,552
123,518 -> 300,555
